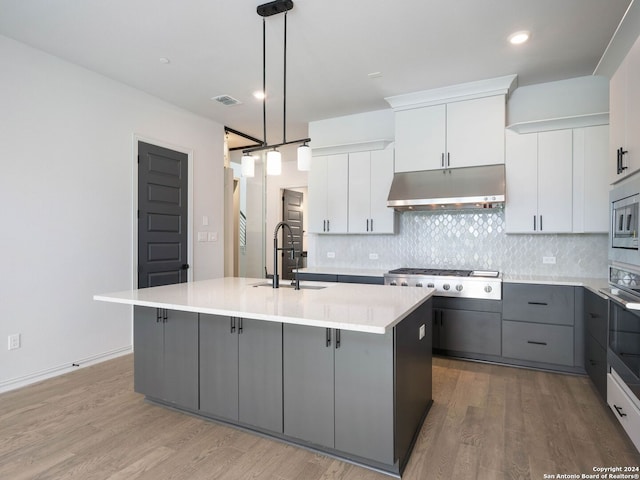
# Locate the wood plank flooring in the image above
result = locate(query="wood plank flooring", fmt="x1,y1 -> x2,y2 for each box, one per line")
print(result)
1,355 -> 638,479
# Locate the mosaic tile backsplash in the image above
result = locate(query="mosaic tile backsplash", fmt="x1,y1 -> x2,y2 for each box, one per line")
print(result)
308,210 -> 608,278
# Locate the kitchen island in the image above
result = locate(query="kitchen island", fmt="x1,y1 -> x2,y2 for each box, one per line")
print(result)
94,277 -> 434,477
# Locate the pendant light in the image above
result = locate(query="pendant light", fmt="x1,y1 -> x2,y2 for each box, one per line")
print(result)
266,149 -> 282,175
241,154 -> 255,177
241,0 -> 311,173
297,142 -> 311,171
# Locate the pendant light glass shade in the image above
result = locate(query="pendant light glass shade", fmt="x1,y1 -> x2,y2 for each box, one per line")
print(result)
297,143 -> 312,171
266,149 -> 282,175
241,154 -> 255,177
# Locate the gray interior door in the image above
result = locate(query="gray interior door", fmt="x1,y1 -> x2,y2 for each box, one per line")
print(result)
281,189 -> 303,280
138,141 -> 188,288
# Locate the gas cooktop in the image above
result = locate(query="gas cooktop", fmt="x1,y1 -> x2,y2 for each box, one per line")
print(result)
387,268 -> 500,278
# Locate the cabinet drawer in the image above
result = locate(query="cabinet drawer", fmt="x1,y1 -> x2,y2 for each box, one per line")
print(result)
503,284 -> 575,325
584,289 -> 608,348
607,372 -> 640,451
502,320 -> 574,366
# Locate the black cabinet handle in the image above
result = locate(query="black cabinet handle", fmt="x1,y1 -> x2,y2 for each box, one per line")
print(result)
447,152 -> 450,167
527,340 -> 547,346
230,317 -> 236,333
181,264 -> 190,270
617,147 -> 622,174
326,328 -> 331,347
540,215 -> 543,231
613,404 -> 627,417
156,308 -> 162,323
327,220 -> 330,232
163,309 -> 168,323
441,153 -> 445,168
621,148 -> 628,172
370,218 -> 373,232
527,301 -> 548,306
533,215 -> 536,231
589,359 -> 597,366
366,219 -> 369,232
238,318 -> 243,334
335,329 -> 341,349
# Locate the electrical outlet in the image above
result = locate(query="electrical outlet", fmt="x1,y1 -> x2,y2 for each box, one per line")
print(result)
8,334 -> 20,350
327,252 -> 335,259
419,324 -> 426,340
543,256 -> 556,264
369,253 -> 379,260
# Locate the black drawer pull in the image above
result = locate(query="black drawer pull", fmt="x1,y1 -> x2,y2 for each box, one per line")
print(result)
588,312 -> 600,319
527,301 -> 548,306
326,328 -> 331,347
613,404 -> 627,418
527,340 -> 547,346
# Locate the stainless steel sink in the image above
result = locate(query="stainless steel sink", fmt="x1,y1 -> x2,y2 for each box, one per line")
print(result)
252,282 -> 326,290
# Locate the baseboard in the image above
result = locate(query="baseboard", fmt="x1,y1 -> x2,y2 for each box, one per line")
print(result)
0,345 -> 132,394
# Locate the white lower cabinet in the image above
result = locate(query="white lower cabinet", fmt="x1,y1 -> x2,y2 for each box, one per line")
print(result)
607,371 -> 640,451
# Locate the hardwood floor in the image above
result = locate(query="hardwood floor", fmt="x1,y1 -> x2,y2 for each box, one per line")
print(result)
1,355 -> 638,479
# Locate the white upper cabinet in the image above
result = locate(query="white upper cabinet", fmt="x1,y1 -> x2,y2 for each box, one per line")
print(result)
610,33 -> 640,183
394,95 -> 506,173
573,125 -> 609,233
348,148 -> 396,234
505,129 -> 573,233
506,126 -> 609,234
308,154 -> 348,234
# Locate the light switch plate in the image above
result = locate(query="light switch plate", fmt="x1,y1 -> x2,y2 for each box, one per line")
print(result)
197,232 -> 207,242
543,256 -> 556,264
327,252 -> 335,258
208,232 -> 218,242
369,253 -> 379,260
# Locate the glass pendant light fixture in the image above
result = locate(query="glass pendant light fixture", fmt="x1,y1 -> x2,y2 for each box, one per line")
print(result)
266,149 -> 282,175
240,0 -> 311,174
297,142 -> 311,171
241,154 -> 255,177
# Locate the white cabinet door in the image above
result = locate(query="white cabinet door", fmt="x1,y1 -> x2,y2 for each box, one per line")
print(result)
626,34 -> 640,179
447,95 -> 505,168
325,154 -> 349,233
394,104 -> 446,172
348,151 -> 371,234
308,155 -> 329,233
369,148 -> 396,233
573,126 -> 609,233
505,131 -> 538,233
537,129 -> 573,233
609,57 -> 627,183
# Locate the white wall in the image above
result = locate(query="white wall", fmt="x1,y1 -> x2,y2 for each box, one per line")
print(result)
0,35 -> 225,391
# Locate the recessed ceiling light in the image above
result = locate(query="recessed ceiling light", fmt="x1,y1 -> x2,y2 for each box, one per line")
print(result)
508,31 -> 530,45
253,91 -> 266,100
159,57 -> 171,64
368,72 -> 383,79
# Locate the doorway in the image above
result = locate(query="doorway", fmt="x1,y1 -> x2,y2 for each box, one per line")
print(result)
137,141 -> 189,288
281,189 -> 304,280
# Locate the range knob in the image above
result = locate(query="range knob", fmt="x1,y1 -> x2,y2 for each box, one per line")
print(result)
427,282 -> 435,288
442,283 -> 450,291
401,281 -> 408,287
416,282 -> 423,287
455,284 -> 463,292
390,281 -> 397,286
484,285 -> 493,293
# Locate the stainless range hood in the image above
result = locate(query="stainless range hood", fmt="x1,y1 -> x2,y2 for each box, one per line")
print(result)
387,164 -> 505,211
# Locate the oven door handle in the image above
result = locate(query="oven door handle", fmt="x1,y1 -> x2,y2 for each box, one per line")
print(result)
599,288 -> 640,310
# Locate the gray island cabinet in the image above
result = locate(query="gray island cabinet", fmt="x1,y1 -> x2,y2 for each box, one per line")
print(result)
95,277 -> 434,477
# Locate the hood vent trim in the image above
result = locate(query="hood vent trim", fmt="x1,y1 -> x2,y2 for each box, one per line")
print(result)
387,164 -> 506,211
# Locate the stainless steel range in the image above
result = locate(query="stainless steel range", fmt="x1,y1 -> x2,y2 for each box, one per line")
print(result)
384,268 -> 502,300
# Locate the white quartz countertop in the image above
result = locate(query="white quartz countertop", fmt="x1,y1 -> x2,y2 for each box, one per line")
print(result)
94,277 -> 434,334
503,274 -> 609,294
298,267 -> 387,278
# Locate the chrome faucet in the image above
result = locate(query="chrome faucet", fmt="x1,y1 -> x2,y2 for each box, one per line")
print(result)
273,221 -> 299,289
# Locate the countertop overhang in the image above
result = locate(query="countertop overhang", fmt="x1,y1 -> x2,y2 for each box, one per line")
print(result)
94,277 -> 434,334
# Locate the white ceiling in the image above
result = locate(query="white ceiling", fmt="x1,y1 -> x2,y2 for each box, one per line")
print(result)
0,0 -> 631,148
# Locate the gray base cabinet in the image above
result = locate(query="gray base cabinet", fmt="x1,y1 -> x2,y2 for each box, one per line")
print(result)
133,306 -> 198,410
501,284 -> 582,371
199,315 -> 283,433
583,289 -> 608,400
283,301 -> 432,471
432,297 -> 502,357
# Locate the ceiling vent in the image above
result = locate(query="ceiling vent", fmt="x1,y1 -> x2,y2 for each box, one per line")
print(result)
212,95 -> 242,106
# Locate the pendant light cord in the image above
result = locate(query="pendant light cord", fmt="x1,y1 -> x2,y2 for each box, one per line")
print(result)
283,11 -> 287,144
262,17 -> 267,147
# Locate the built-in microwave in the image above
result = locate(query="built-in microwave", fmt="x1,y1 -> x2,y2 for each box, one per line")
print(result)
612,195 -> 639,249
